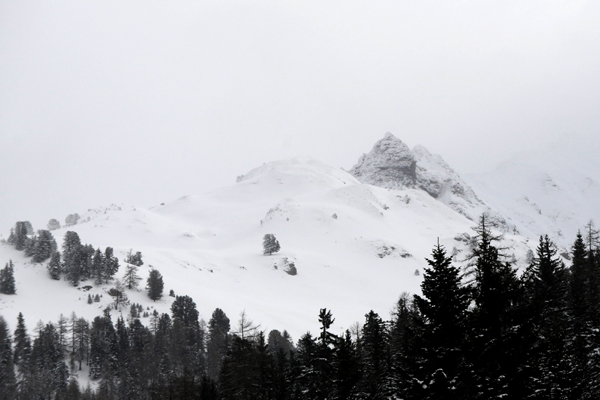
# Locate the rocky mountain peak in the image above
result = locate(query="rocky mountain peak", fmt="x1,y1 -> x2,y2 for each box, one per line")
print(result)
349,133 -> 417,189
349,133 -> 493,222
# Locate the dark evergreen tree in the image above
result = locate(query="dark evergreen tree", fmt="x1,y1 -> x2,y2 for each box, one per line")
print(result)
357,310 -> 392,399
0,260 -> 16,294
62,231 -> 83,286
413,242 -> 471,398
0,316 -> 16,400
89,314 -> 117,380
333,330 -> 360,399
30,323 -> 69,399
522,235 -> 572,398
33,229 -> 57,263
92,247 -> 105,285
103,247 -> 119,283
389,293 -> 423,398
13,221 -> 28,251
13,312 -> 31,366
263,233 -> 281,255
125,250 -> 144,266
466,214 -> 527,399
47,251 -> 62,280
24,234 -> 36,257
208,307 -> 231,379
79,244 -> 95,281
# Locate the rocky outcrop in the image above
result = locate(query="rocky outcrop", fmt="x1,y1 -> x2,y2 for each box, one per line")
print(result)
349,133 -> 491,222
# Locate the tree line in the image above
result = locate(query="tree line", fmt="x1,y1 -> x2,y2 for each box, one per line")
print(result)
3,216 -> 600,398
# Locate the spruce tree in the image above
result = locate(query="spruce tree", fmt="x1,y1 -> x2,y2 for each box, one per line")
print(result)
207,308 -> 231,379
103,247 -> 119,283
466,214 -> 526,399
413,242 -> 470,397
146,268 -> 164,301
0,260 -> 16,294
13,221 -> 28,251
0,316 -> 16,399
13,312 -> 31,366
33,229 -> 57,263
522,235 -> 572,398
62,231 -> 83,286
92,248 -> 105,285
47,251 -> 62,280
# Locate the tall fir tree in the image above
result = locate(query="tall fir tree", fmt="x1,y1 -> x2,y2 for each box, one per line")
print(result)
33,229 -> 57,263
0,316 -> 16,399
522,235 -> 572,398
146,268 -> 164,301
47,251 -> 62,280
466,214 -> 527,399
13,312 -> 31,366
0,260 -> 16,294
62,231 -> 83,286
413,242 -> 471,398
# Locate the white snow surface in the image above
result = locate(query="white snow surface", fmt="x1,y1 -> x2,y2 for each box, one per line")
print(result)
466,137 -> 600,250
0,156 -> 533,341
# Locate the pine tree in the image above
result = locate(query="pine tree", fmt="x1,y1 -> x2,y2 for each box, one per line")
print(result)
0,260 -> 16,294
146,268 -> 164,301
13,313 -> 31,366
92,248 -> 105,285
466,214 -> 526,399
207,307 -> 231,379
103,247 -> 119,283
522,235 -> 572,398
33,229 -> 57,263
263,233 -> 281,255
413,242 -> 471,398
62,231 -> 83,286
47,251 -> 62,280
357,311 -> 392,399
13,221 -> 28,251
123,263 -> 142,290
0,316 -> 16,399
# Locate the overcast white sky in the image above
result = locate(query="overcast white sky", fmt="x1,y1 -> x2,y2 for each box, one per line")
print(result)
1,0 -> 599,233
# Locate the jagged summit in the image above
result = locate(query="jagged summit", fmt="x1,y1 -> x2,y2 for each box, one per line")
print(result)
349,133 -> 417,189
349,133 -> 491,221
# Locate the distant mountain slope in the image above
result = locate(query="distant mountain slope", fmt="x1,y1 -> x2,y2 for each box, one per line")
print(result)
465,136 -> 600,250
0,156 -> 533,340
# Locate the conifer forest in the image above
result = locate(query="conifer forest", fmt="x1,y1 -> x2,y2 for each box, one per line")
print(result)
3,216 -> 600,399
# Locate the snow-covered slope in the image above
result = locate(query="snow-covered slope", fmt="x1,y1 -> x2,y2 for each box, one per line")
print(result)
466,136 -> 600,250
0,156 -> 533,339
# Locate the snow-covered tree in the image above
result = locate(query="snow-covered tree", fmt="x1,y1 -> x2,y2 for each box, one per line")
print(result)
263,233 -> 281,255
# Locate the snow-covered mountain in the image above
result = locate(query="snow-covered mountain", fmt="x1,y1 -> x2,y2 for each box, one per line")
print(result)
0,154 -> 532,340
2,133 -> 594,341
